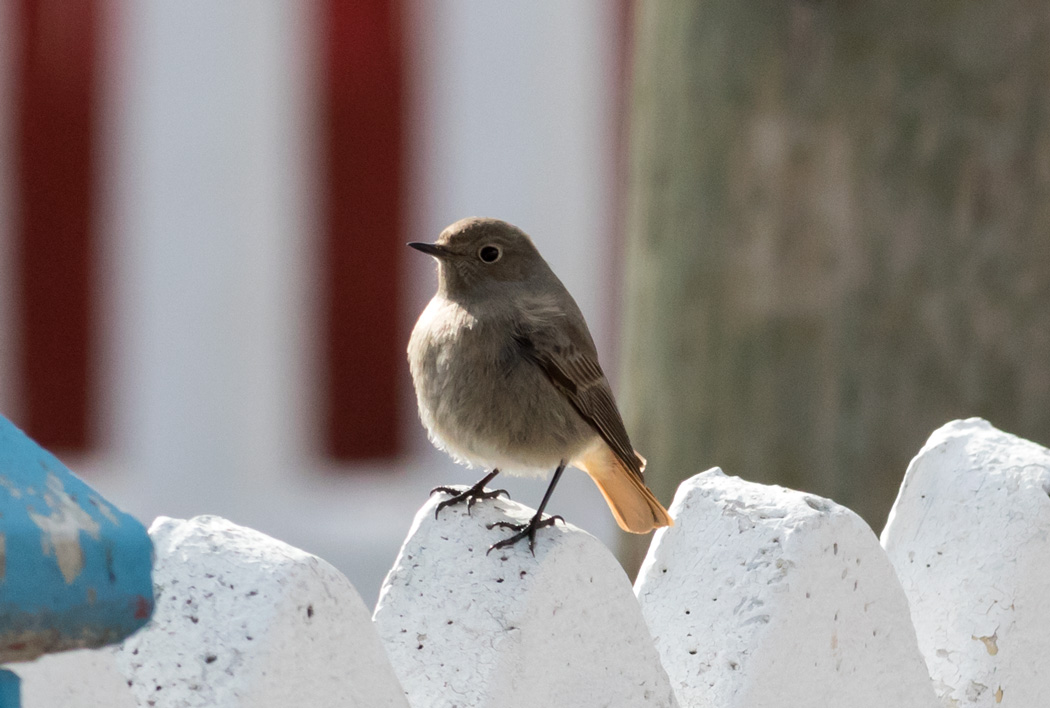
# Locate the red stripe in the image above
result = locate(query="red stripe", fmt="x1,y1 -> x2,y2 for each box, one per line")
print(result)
321,0 -> 404,459
14,0 -> 100,451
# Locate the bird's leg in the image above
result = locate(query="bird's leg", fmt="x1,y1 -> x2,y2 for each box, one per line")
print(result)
431,469 -> 508,519
487,461 -> 566,556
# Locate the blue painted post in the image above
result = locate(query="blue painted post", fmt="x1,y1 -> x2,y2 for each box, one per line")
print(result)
0,669 -> 18,708
0,415 -> 154,705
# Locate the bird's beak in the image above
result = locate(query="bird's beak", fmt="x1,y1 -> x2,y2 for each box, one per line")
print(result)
407,241 -> 452,258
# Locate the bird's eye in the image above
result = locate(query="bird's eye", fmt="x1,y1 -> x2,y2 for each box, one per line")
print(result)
478,245 -> 502,263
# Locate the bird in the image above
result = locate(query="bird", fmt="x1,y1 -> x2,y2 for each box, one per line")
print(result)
407,217 -> 673,553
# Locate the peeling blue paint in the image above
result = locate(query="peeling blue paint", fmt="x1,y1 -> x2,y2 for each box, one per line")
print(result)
0,415 -> 154,664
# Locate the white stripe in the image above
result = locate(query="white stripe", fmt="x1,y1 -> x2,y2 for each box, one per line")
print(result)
99,0 -> 316,511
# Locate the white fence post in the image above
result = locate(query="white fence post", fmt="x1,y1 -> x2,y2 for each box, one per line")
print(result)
373,489 -> 679,708
881,418 -> 1050,706
635,468 -> 938,708
115,516 -> 410,707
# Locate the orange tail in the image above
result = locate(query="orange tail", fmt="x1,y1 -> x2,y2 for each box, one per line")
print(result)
575,445 -> 674,534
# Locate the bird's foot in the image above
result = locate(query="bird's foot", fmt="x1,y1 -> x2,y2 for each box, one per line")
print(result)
486,513 -> 564,556
431,481 -> 509,519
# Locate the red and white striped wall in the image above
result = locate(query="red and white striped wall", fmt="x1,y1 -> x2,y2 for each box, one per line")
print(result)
0,0 -> 627,603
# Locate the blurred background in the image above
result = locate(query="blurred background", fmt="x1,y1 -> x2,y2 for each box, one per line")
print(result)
1,0 -> 1048,603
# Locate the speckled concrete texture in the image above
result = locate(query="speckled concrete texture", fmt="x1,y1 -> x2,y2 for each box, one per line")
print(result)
636,468 -> 936,708
373,489 -> 678,708
882,419 -> 1050,707
115,515 -> 409,708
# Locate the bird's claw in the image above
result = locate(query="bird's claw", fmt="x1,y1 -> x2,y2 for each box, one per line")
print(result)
485,514 -> 563,556
431,484 -> 509,519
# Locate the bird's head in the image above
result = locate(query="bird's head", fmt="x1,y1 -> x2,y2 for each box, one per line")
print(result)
409,217 -> 552,301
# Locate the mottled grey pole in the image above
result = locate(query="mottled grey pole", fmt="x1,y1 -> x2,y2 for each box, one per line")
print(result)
621,0 -> 1050,569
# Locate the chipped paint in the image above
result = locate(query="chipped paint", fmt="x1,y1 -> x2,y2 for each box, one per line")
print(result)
0,413 -> 154,663
89,495 -> 120,525
0,476 -> 22,499
26,473 -> 102,583
972,632 -> 998,655
883,420 -> 1050,707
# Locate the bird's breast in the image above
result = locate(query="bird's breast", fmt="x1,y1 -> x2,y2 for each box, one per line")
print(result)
407,297 -> 594,473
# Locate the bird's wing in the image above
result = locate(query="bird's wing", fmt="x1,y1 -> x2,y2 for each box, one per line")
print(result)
513,319 -> 645,480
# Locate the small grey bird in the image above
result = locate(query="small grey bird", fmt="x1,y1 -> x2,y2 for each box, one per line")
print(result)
407,217 -> 673,553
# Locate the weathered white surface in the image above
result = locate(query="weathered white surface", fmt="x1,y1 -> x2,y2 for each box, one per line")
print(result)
14,647 -> 135,708
635,468 -> 937,708
116,515 -> 409,708
882,419 -> 1050,707
374,489 -> 678,708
